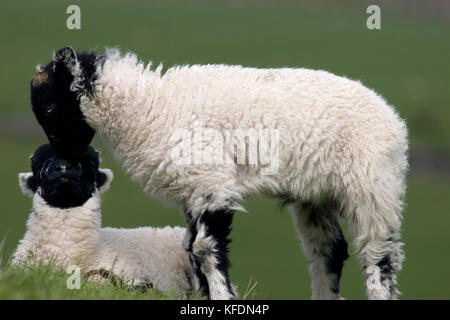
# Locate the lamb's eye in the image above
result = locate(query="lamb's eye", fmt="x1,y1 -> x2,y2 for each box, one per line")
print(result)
45,104 -> 55,114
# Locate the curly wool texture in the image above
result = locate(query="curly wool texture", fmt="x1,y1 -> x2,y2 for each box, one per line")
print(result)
73,49 -> 408,300
13,192 -> 194,294
81,49 -> 408,217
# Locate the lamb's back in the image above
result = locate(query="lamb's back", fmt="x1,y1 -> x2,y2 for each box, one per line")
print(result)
90,225 -> 193,293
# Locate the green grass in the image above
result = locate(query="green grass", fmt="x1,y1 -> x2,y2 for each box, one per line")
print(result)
0,263 -> 181,300
1,137 -> 449,299
0,0 -> 449,148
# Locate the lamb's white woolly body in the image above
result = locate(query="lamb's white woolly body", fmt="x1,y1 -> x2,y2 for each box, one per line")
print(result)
13,192 -> 194,294
83,51 -> 407,212
78,50 -> 408,299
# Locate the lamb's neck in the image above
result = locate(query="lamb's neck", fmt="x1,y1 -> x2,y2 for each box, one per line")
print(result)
25,193 -> 102,266
81,51 -> 164,181
88,52 -> 161,140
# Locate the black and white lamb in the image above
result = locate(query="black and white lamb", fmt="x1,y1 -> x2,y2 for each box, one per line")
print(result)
13,144 -> 196,295
29,47 -> 408,300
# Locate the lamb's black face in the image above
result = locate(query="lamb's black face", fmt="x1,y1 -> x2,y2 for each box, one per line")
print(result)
30,47 -> 98,160
22,144 -> 108,209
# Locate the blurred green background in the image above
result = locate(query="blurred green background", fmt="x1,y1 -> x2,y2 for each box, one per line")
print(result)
0,0 -> 449,299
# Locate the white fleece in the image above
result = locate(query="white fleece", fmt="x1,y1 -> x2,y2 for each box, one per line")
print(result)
81,49 -> 407,213
77,49 -> 408,299
13,192 -> 194,294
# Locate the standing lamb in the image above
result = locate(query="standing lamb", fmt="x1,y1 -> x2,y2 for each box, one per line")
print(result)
30,47 -> 408,300
13,144 -> 197,295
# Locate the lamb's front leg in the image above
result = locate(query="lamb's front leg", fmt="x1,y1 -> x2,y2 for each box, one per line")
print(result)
182,208 -> 235,300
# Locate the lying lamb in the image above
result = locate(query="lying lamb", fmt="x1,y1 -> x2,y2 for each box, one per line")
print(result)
13,144 -> 196,295
30,47 -> 408,299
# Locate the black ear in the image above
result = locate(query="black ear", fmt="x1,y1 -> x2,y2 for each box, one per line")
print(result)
96,169 -> 114,193
52,46 -> 80,78
19,172 -> 37,197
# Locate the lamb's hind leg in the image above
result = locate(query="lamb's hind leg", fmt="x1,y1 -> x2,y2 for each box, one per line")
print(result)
346,200 -> 404,300
341,155 -> 406,299
290,201 -> 349,299
183,208 -> 236,300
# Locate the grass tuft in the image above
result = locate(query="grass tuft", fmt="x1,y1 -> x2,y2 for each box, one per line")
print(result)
0,261 -> 200,300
